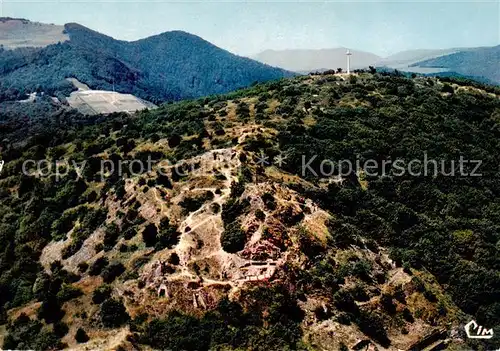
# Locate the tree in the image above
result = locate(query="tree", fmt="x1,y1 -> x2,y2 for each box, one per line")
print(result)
255,209 -> 266,221
156,218 -> 180,251
333,290 -> 358,313
38,297 -> 65,324
143,312 -> 211,350
89,257 -> 109,276
103,222 -> 120,251
3,313 -> 63,350
157,173 -> 173,189
356,310 -> 390,347
142,223 -> 158,247
220,223 -> 247,253
101,262 -> 125,283
75,328 -> 89,343
77,262 -> 88,273
114,180 -> 126,199
380,293 -> 396,314
56,284 -> 83,303
261,192 -> 276,210
100,298 -> 129,328
441,83 -> 454,94
53,322 -> 69,338
92,284 -> 112,304
168,134 -> 181,148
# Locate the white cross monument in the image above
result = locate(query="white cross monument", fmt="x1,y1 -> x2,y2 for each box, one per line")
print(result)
346,50 -> 352,74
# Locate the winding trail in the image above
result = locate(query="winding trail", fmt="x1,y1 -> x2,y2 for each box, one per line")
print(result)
147,147 -> 283,290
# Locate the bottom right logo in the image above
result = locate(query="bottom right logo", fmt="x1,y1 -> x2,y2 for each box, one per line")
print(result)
465,320 -> 494,340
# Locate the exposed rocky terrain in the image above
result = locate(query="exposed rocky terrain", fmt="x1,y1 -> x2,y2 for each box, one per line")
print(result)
1,72 -> 499,350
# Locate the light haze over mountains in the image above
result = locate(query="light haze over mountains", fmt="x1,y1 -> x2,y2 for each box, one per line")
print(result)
253,47 -> 500,83
2,0 -> 498,57
253,48 -> 381,73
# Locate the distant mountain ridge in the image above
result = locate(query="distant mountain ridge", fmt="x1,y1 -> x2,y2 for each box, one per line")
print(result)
410,45 -> 500,85
253,45 -> 500,85
0,19 -> 294,103
377,49 -> 460,74
254,48 -> 381,73
0,17 -> 69,49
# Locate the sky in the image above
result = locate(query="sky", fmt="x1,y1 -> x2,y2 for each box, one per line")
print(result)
2,0 -> 499,57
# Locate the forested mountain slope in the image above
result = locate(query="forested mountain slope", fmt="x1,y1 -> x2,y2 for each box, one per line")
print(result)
0,21 -> 293,103
254,48 -> 381,72
0,72 -> 499,350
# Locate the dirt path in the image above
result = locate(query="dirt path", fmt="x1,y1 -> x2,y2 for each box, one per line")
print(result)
153,188 -> 168,214
165,148 -> 241,283
147,147 -> 283,290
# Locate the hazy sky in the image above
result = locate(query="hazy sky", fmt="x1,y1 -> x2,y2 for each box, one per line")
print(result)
2,0 -> 499,57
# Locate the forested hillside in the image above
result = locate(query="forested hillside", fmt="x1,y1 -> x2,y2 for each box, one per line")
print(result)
0,21 -> 293,104
0,72 -> 499,350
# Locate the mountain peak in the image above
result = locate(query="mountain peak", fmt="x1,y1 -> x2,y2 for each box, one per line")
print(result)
132,29 -> 211,46
63,22 -> 118,42
0,19 -> 293,103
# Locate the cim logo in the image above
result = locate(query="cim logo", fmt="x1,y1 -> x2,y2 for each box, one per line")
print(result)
465,320 -> 494,340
